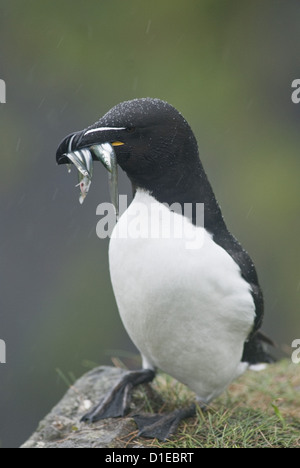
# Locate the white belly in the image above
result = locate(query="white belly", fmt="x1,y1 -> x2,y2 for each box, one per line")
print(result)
109,190 -> 255,403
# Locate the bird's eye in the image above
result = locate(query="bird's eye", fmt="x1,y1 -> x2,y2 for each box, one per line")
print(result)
126,127 -> 136,133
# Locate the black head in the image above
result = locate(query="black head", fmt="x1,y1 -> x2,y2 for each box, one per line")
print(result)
56,98 -> 203,201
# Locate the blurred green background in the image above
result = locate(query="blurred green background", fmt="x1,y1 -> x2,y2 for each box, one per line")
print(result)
0,0 -> 299,448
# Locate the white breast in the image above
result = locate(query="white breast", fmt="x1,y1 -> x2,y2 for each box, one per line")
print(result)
109,190 -> 255,404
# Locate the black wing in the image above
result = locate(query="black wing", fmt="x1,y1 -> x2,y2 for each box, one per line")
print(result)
212,229 -> 274,363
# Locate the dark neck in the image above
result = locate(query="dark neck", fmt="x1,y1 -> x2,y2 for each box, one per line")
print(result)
135,159 -> 228,235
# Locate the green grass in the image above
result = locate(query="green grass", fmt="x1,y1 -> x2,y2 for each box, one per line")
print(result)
126,360 -> 300,448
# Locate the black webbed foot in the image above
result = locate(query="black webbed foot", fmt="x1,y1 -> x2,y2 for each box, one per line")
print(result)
133,404 -> 196,441
81,368 -> 155,423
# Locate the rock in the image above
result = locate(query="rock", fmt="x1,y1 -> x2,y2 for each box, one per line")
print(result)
21,366 -> 139,448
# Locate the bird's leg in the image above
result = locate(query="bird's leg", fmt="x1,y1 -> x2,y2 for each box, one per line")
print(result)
133,404 -> 196,441
81,368 -> 155,423
81,367 -> 198,441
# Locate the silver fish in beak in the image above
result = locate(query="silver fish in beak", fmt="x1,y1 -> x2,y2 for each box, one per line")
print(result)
63,143 -> 119,217
92,144 -> 119,219
65,148 -> 93,204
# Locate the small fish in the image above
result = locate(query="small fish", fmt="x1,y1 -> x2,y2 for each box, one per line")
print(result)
78,149 -> 93,204
64,148 -> 93,204
65,149 -> 91,178
63,143 -> 118,217
92,144 -> 119,219
77,174 -> 92,205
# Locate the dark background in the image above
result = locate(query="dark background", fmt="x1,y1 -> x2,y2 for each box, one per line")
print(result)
0,0 -> 299,448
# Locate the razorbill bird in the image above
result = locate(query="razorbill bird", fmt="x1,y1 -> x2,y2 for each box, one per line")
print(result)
56,98 -> 273,440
